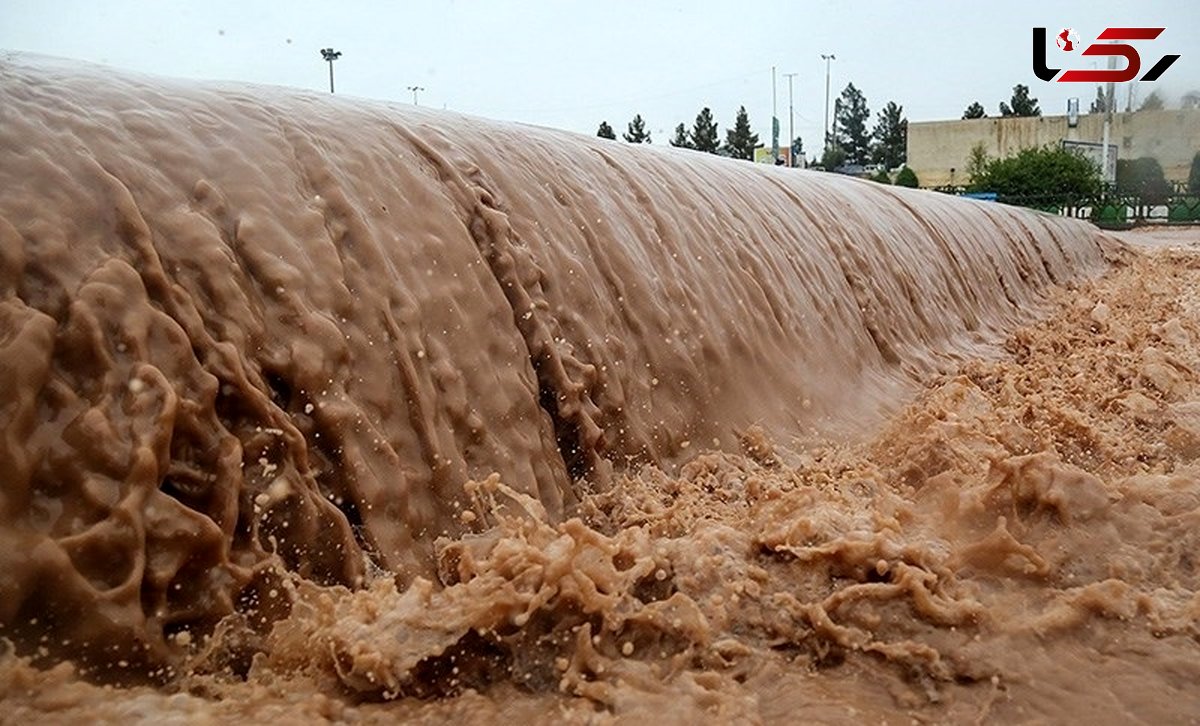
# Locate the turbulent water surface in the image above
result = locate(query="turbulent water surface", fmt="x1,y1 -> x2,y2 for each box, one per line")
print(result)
3,55 -> 1197,723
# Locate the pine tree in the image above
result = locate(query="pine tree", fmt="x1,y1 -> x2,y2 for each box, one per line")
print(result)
689,107 -> 720,153
722,106 -> 759,160
962,101 -> 987,119
871,101 -> 907,169
596,121 -> 616,139
999,85 -> 1041,117
1139,90 -> 1165,111
1089,86 -> 1109,113
834,83 -> 871,165
820,146 -> 847,171
669,123 -> 693,148
623,114 -> 651,143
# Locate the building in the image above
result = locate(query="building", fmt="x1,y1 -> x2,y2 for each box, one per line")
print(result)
907,108 -> 1200,188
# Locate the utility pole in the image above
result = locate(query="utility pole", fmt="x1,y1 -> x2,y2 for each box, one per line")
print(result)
320,48 -> 341,93
783,72 -> 798,166
1102,54 -> 1116,183
771,66 -> 779,161
821,53 -> 836,153
407,85 -> 425,105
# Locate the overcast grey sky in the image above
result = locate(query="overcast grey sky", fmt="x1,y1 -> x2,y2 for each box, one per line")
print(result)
1,1 -> 1197,157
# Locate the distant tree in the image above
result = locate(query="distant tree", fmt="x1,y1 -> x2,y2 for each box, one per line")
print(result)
999,84 -> 1041,117
870,169 -> 891,184
623,114 -> 651,143
721,106 -> 759,160
1183,91 -> 1200,110
962,101 -> 987,119
1116,157 -> 1172,205
1089,85 -> 1109,114
790,136 -> 804,167
596,121 -> 616,140
973,145 -> 1098,207
689,107 -> 720,153
966,142 -> 990,187
669,123 -> 693,148
1189,152 -> 1200,194
894,166 -> 919,188
819,146 -> 847,171
871,101 -> 907,169
835,83 -> 872,164
1139,90 -> 1165,111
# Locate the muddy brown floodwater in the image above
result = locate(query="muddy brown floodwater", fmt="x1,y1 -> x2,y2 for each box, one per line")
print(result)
1,55 -> 1197,723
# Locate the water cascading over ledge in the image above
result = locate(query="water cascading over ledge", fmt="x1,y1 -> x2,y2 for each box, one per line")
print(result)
0,54 -> 1119,671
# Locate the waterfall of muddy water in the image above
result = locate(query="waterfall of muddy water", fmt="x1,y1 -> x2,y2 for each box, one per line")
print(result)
10,55 -> 1193,723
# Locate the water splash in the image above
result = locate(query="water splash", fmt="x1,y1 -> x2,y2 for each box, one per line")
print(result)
0,54 -> 1120,681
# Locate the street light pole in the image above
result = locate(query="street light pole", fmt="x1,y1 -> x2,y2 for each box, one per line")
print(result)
1102,55 -> 1116,183
771,66 -> 779,161
320,48 -> 342,93
821,53 -> 836,152
783,72 -> 798,166
407,85 -> 425,105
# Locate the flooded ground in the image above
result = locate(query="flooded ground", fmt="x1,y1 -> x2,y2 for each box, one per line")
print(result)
5,234 -> 1198,723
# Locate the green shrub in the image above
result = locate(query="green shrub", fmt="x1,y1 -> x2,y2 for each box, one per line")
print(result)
819,146 -> 847,171
1169,198 -> 1200,222
871,169 -> 891,184
894,166 -> 919,188
965,142 -> 990,189
1116,157 -> 1171,205
972,145 -> 1098,208
1097,204 -> 1127,225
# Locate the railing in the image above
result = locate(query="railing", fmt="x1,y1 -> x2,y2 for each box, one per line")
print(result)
931,181 -> 1200,229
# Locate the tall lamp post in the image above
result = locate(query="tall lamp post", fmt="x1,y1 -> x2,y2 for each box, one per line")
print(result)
321,48 -> 341,93
771,66 -> 779,161
407,85 -> 425,105
821,53 -> 836,153
783,72 -> 798,166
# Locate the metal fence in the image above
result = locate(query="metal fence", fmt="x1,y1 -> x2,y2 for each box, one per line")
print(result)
931,181 -> 1200,229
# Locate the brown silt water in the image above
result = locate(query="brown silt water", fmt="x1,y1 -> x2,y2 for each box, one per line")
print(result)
1,55 -> 1197,724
